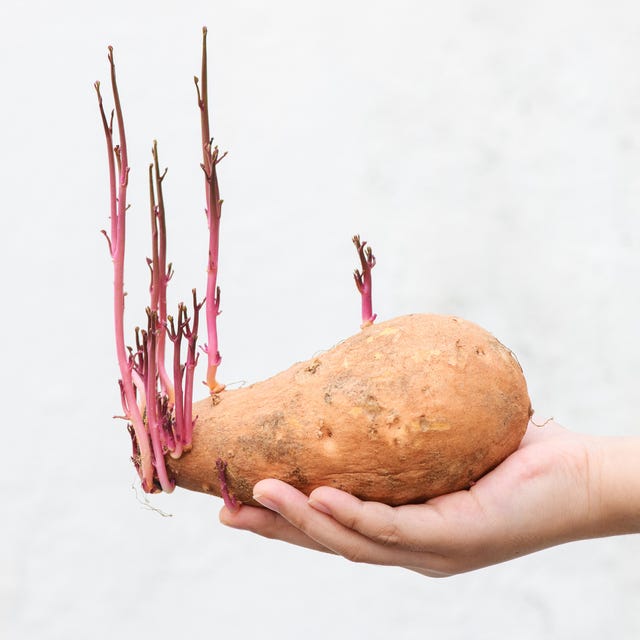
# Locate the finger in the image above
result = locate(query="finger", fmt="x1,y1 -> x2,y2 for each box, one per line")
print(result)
307,486 -> 510,576
253,479 -> 423,567
219,503 -> 331,553
311,484 -> 504,562
308,485 -> 452,552
309,487 -> 407,547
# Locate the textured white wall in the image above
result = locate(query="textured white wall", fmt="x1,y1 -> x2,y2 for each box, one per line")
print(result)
1,1 -> 639,638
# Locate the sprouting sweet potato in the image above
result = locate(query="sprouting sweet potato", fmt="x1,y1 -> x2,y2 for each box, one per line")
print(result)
166,314 -> 532,506
98,32 -> 532,507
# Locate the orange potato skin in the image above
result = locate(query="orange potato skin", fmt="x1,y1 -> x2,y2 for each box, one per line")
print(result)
166,314 -> 532,506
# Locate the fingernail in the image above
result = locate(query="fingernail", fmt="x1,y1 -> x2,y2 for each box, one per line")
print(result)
253,493 -> 280,513
308,498 -> 332,516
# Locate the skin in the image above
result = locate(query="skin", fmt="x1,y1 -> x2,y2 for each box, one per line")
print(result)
219,419 -> 640,576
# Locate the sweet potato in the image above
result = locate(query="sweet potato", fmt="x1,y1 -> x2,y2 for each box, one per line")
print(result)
166,314 -> 532,506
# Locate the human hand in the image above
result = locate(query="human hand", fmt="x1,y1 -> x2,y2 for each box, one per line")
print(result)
220,420 -> 640,576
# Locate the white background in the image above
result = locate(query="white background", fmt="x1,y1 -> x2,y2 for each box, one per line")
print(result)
1,1 -> 639,638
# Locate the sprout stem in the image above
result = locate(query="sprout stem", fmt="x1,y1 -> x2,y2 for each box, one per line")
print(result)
196,26 -> 225,395
167,311 -> 185,458
96,51 -> 154,491
183,290 -> 204,446
149,141 -> 175,403
144,311 -> 174,492
352,235 -> 377,328
216,458 -> 239,511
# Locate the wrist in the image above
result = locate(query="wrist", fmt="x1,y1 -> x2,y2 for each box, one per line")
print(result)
588,435 -> 640,537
